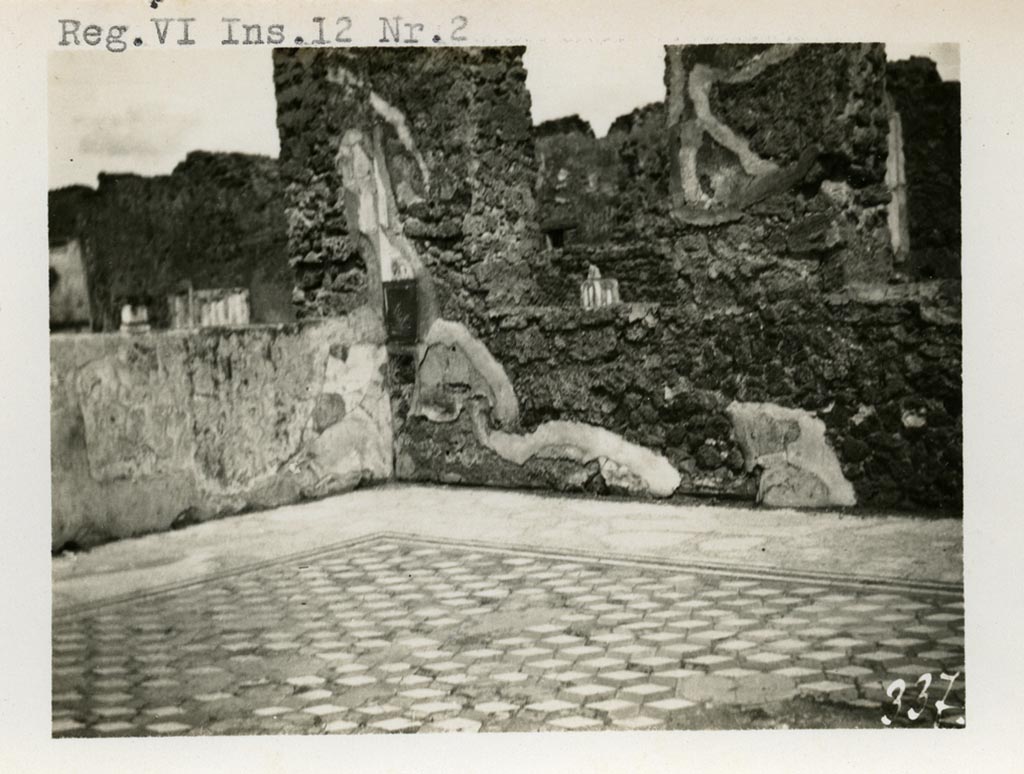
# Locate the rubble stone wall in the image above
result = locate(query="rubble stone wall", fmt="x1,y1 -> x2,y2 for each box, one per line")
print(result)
886,58 -> 962,279
531,44 -> 897,306
534,115 -> 624,245
50,309 -> 390,549
531,46 -> 961,304
51,151 -> 294,332
394,285 -> 961,510
273,46 -> 541,327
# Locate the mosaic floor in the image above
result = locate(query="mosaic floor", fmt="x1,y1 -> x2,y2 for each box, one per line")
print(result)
52,535 -> 965,735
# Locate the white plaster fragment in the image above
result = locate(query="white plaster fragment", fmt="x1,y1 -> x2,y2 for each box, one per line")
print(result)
901,410 -> 927,429
327,65 -> 430,189
885,103 -> 910,263
688,64 -> 779,178
416,320 -> 520,427
727,401 -> 856,508
479,420 -> 681,498
670,44 -> 803,209
851,404 -> 876,426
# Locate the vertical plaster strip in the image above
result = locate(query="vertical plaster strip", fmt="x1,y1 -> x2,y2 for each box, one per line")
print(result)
671,44 -> 805,207
885,100 -> 910,263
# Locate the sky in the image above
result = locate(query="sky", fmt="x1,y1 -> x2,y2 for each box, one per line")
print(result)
48,43 -> 959,190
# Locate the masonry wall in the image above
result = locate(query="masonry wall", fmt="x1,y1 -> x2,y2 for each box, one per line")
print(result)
50,310 -> 391,549
273,44 -> 962,513
529,44 -> 897,309
887,57 -> 962,280
49,239 -> 91,330
534,115 -> 623,245
276,45 -> 891,317
53,151 -> 294,332
531,47 -> 963,304
394,281 -> 961,510
273,46 -> 541,328
49,184 -> 97,329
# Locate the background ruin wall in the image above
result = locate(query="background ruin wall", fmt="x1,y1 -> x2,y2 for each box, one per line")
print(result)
49,151 -> 295,331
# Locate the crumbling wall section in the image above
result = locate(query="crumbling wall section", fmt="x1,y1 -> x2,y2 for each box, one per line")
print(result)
534,115 -> 623,245
529,44 -> 896,305
667,43 -> 894,289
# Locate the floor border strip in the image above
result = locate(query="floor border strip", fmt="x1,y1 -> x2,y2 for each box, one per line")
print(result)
381,533 -> 964,597
52,532 -> 388,622
53,529 -> 963,622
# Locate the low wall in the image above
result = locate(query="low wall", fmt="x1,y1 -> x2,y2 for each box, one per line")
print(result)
394,283 -> 961,511
51,285 -> 961,551
50,309 -> 391,549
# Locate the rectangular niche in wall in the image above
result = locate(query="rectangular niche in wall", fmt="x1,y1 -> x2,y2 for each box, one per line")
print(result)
542,220 -> 578,250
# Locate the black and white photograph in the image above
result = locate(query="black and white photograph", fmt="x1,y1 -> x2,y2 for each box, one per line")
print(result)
46,36 -> 965,734
4,0 -> 1023,771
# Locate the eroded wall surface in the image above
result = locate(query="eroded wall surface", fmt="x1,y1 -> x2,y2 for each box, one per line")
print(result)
50,310 -> 391,549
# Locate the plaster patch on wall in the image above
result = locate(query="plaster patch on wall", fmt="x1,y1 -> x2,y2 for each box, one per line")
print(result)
328,66 -> 431,190
726,401 -> 856,507
687,63 -> 782,179
667,44 -> 814,225
467,404 -> 681,498
406,314 -> 680,499
336,129 -> 415,283
293,340 -> 394,491
885,100 -> 911,263
406,313 -> 680,498
412,319 -> 519,427
330,68 -> 438,335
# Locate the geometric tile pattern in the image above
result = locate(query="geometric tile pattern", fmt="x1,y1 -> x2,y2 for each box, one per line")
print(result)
52,537 -> 966,735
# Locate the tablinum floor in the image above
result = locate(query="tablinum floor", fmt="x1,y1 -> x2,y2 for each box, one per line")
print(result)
52,534 -> 966,735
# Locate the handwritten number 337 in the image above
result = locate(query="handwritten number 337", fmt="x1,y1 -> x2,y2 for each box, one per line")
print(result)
882,671 -> 960,726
